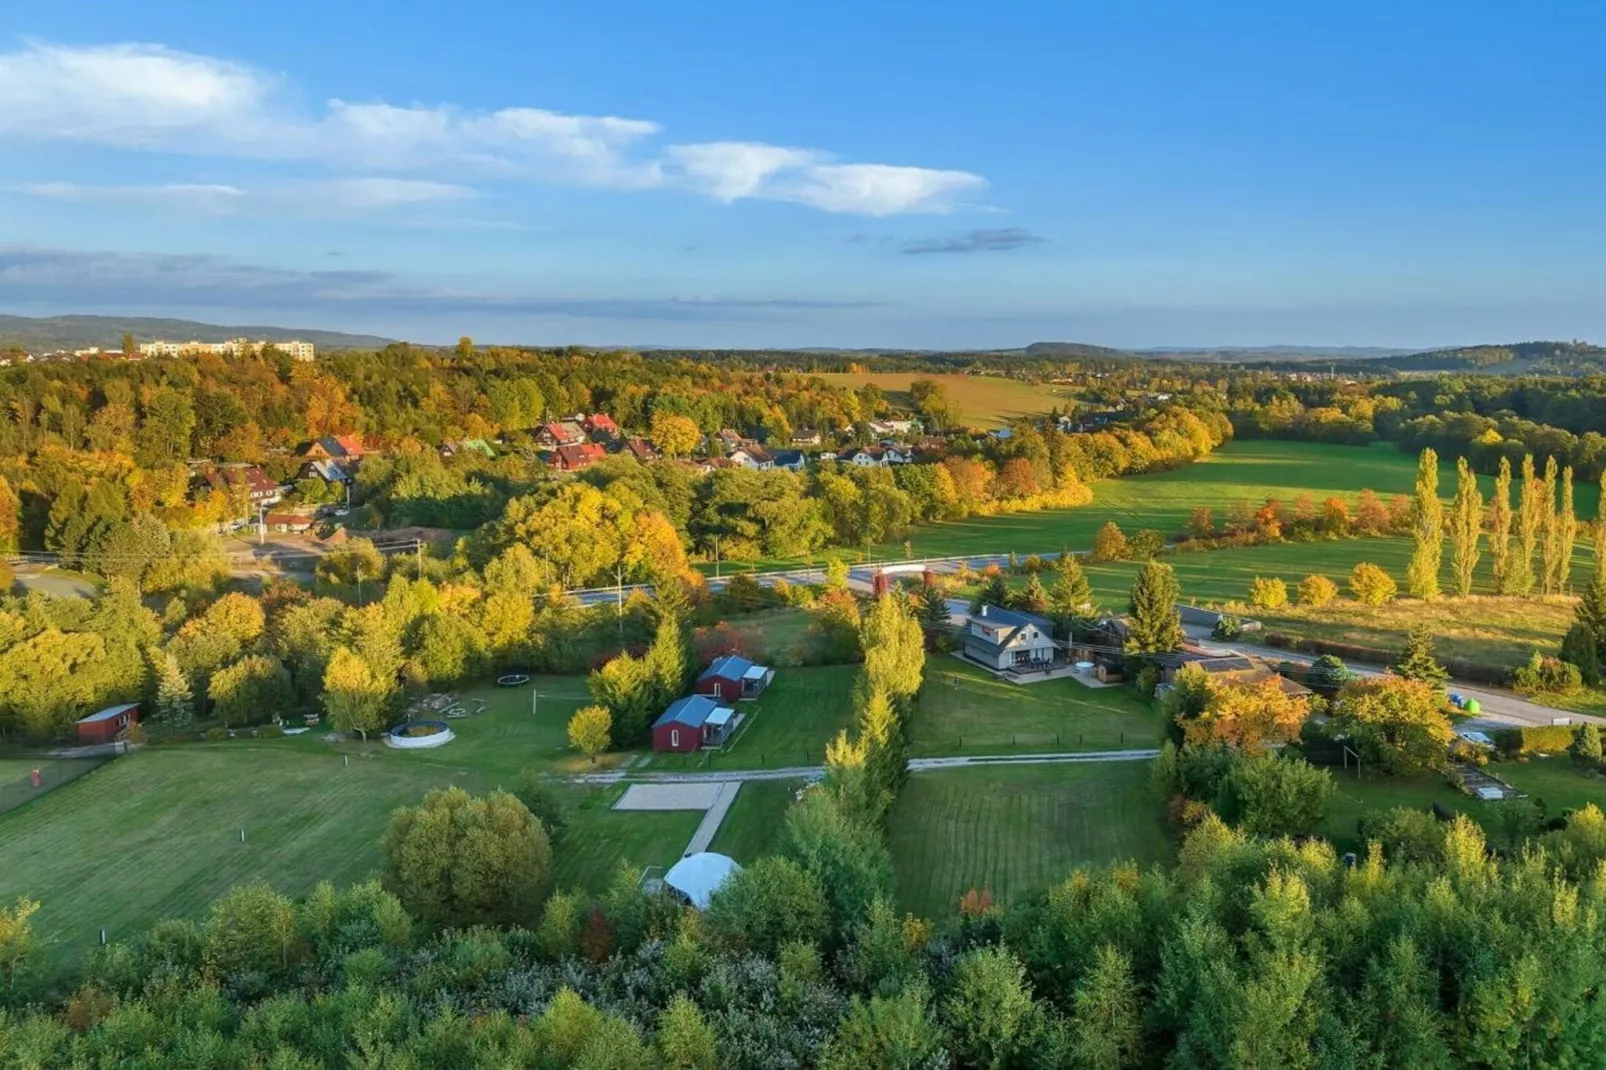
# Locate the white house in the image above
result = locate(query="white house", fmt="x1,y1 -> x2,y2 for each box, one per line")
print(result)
963,604 -> 1057,671
842,446 -> 909,467
729,446 -> 774,470
868,419 -> 917,436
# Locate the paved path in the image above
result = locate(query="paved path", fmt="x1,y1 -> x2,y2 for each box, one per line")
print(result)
682,781 -> 743,855
1191,630 -> 1605,730
572,747 -> 1162,785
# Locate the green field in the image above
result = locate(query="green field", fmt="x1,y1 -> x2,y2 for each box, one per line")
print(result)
814,371 -> 1075,428
710,665 -> 857,767
1319,758 -> 1606,854
0,685 -> 700,975
915,659 -> 1160,754
708,779 -> 802,864
889,762 -> 1169,919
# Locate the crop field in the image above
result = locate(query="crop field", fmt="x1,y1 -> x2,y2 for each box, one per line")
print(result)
708,779 -> 802,864
888,762 -> 1169,919
915,659 -> 1161,754
813,372 -> 1075,427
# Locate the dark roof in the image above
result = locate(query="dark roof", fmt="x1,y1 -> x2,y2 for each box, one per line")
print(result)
79,702 -> 138,724
772,449 -> 805,466
973,604 -> 1054,632
654,695 -> 721,730
699,654 -> 754,682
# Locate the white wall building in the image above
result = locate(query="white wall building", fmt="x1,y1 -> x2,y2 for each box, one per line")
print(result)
138,338 -> 316,361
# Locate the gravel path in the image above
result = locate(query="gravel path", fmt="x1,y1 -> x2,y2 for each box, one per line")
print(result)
571,747 -> 1162,785
682,781 -> 743,855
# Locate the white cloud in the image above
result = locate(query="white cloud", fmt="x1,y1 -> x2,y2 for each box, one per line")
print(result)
18,178 -> 477,218
0,40 -> 987,215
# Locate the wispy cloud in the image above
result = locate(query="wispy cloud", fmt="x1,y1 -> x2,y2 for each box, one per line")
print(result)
17,178 -> 478,218
900,228 -> 1047,255
0,245 -> 887,320
0,41 -> 986,216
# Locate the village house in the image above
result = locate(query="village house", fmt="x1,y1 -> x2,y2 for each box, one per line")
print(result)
868,418 -> 918,436
962,604 -> 1058,671
299,433 -> 369,461
729,446 -> 774,470
537,420 -> 588,448
297,458 -> 354,486
771,449 -> 806,472
622,437 -> 658,462
552,442 -> 607,472
841,446 -> 908,467
1148,650 -> 1313,698
262,508 -> 318,534
791,428 -> 823,447
438,438 -> 496,460
583,413 -> 620,439
716,428 -> 745,452
200,464 -> 284,507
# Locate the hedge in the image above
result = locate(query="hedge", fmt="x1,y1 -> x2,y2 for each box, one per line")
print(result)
1491,725 -> 1577,757
1259,633 -> 1510,687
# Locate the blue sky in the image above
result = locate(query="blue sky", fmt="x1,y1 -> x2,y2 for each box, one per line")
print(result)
2,1 -> 1604,349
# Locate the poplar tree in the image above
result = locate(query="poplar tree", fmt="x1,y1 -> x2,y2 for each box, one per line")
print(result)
1511,454 -> 1541,595
1448,457 -> 1483,597
1541,456 -> 1563,595
1406,447 -> 1442,599
1557,466 -> 1578,594
1489,456 -> 1513,593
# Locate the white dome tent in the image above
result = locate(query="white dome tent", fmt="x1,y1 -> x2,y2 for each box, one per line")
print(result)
662,852 -> 741,910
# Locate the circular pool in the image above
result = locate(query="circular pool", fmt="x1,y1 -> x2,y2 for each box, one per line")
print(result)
385,719 -> 456,749
497,673 -> 531,687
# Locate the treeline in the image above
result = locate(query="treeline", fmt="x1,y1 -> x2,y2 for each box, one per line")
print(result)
3,797 -> 1604,1064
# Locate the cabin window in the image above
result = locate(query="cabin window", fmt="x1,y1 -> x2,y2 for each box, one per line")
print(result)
670,729 -> 680,747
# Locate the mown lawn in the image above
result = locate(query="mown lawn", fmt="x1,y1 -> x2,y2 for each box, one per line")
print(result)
914,659 -> 1161,754
1317,757 -> 1606,855
708,779 -> 802,864
889,762 -> 1169,920
719,608 -> 822,664
549,784 -> 704,894
711,665 -> 858,768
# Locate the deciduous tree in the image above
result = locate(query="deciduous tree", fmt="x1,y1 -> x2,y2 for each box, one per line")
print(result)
1296,574 -> 1337,607
1406,447 -> 1442,598
567,704 -> 612,763
1348,562 -> 1397,605
1331,677 -> 1454,774
382,787 -> 550,928
1448,456 -> 1483,597
1490,456 -> 1514,592
1512,454 -> 1541,595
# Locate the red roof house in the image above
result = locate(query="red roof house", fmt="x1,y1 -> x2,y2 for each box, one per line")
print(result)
584,413 -> 620,437
553,442 -> 607,471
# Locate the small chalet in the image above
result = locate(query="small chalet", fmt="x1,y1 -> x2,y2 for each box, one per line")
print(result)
537,421 -> 588,448
652,695 -> 739,752
583,413 -> 620,438
791,428 -> 823,447
1149,650 -> 1312,698
298,458 -> 353,486
553,442 -> 607,472
202,464 -> 283,505
963,604 -> 1057,671
729,446 -> 773,471
77,702 -> 139,744
771,449 -> 806,472
301,434 -> 368,460
694,654 -> 775,701
623,437 -> 658,462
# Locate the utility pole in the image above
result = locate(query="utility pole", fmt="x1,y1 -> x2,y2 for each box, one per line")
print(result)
615,563 -> 625,636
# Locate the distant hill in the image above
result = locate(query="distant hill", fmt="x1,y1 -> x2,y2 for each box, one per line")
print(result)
1139,345 -> 1417,362
0,315 -> 393,353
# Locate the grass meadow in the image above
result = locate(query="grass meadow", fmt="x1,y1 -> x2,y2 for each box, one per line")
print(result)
888,762 -> 1169,919
708,779 -> 803,864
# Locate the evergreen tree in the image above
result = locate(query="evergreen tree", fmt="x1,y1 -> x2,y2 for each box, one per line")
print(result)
1406,447 -> 1442,599
1448,456 -> 1483,597
151,649 -> 194,737
1014,572 -> 1049,615
1570,723 -> 1603,767
917,582 -> 951,630
1559,623 -> 1600,686
1392,625 -> 1448,690
1558,465 -> 1578,594
1490,456 -> 1514,593
1049,553 -> 1097,635
1540,456 -> 1563,594
1512,454 -> 1541,595
1596,470 -> 1606,569
972,574 -> 1009,613
643,608 -> 691,711
1572,567 -> 1606,653
1125,559 -> 1183,654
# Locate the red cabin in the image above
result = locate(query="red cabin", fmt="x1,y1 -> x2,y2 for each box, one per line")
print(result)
77,703 -> 139,743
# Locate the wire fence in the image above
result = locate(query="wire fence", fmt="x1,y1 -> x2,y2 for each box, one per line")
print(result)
0,756 -> 116,818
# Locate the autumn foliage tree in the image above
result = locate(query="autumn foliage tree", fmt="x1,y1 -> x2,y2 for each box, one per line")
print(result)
1180,676 -> 1308,756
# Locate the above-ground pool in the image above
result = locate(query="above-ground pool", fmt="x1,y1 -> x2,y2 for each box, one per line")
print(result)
384,719 -> 456,749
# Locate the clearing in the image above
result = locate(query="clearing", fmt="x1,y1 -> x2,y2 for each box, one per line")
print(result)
914,659 -> 1160,755
888,762 -> 1169,919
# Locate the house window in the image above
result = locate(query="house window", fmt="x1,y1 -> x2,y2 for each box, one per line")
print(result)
670,729 -> 680,747
713,682 -> 723,699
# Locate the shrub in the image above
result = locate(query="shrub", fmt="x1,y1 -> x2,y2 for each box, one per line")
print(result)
1491,724 -> 1578,757
1570,724 -> 1603,767
1348,562 -> 1397,605
1247,576 -> 1288,610
1128,528 -> 1167,560
1212,615 -> 1245,641
203,727 -> 228,742
1510,652 -> 1582,696
1297,574 -> 1338,607
256,725 -> 284,739
1135,664 -> 1161,696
